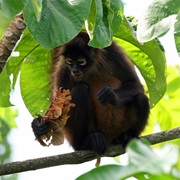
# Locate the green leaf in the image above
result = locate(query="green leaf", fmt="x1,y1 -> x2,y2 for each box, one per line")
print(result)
115,18 -> 166,107
76,164 -> 130,180
0,13 -> 11,37
110,0 -> 124,35
23,0 -> 92,48
0,69 -> 13,107
174,32 -> 180,53
150,66 -> 180,132
0,107 -> 17,128
0,0 -> 27,17
87,0 -> 113,48
127,140 -> 179,174
7,29 -> 40,89
174,12 -> 180,32
85,0 -> 96,34
0,107 -> 17,164
20,47 -> 51,117
137,0 -> 180,43
31,0 -> 42,21
174,13 -> 180,52
87,0 -> 123,48
76,140 -> 180,180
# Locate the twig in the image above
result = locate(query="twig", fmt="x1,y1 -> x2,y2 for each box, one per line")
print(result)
0,13 -> 26,73
0,127 -> 179,176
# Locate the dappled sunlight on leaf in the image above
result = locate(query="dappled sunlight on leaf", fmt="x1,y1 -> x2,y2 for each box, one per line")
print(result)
137,0 -> 180,43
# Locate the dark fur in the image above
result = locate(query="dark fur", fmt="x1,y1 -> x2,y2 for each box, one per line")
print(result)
32,32 -> 150,154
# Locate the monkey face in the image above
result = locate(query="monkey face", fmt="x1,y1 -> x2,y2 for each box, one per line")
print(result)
65,57 -> 88,80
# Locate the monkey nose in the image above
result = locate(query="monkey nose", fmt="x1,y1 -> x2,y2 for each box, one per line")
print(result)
72,70 -> 82,78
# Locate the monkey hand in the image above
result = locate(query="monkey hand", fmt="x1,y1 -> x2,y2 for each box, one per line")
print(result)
31,115 -> 51,139
96,86 -> 118,105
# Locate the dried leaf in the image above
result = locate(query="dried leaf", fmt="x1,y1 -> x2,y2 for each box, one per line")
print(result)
43,105 -> 62,120
36,88 -> 75,146
50,127 -> 64,145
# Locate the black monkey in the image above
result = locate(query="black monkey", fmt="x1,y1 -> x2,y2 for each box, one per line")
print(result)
32,32 -> 150,154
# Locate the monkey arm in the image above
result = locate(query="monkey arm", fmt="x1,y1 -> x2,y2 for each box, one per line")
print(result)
96,81 -> 145,106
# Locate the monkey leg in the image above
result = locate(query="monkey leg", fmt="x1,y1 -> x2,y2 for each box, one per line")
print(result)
113,93 -> 150,146
66,82 -> 108,154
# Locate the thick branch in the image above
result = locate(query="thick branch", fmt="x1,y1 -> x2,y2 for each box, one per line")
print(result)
0,127 -> 179,176
0,13 -> 26,73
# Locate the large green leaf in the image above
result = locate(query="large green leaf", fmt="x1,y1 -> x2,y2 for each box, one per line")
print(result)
7,29 -> 40,88
13,30 -> 50,117
76,140 -> 179,180
20,47 -> 51,117
23,0 -> 92,49
0,0 -> 27,18
115,18 -> 166,107
137,0 -> 180,43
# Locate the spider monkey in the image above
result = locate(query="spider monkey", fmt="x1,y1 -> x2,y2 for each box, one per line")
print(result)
32,32 -> 150,154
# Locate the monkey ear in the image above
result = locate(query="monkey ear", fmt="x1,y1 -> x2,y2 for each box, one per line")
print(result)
52,45 -> 66,62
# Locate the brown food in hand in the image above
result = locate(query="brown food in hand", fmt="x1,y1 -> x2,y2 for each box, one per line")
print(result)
36,88 -> 75,146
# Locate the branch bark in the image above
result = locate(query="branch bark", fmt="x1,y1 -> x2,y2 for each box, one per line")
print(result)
0,13 -> 26,73
0,127 -> 179,176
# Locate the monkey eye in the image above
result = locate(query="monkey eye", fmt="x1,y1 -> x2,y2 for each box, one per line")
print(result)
77,58 -> 87,66
65,58 -> 73,65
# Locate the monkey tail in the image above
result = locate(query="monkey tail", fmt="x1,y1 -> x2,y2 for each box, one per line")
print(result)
95,157 -> 101,167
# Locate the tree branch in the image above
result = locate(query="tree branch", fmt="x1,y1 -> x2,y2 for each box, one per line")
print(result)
0,13 -> 26,73
0,127 -> 179,176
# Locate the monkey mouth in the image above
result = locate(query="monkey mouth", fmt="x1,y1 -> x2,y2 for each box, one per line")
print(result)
73,72 -> 83,79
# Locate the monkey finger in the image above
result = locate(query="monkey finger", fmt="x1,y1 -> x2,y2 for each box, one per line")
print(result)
99,95 -> 112,105
89,133 -> 107,154
96,137 -> 107,154
38,121 -> 51,131
96,86 -> 110,96
31,119 -> 51,138
96,87 -> 110,101
97,89 -> 115,105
